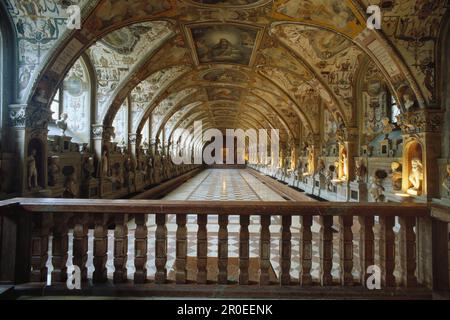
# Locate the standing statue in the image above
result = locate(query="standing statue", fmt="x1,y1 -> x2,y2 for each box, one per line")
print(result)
48,156 -> 60,186
56,113 -> 68,136
28,149 -> 38,189
408,158 -> 423,194
101,150 -> 110,178
442,165 -> 450,197
63,171 -> 78,198
354,159 -> 367,183
83,157 -> 95,182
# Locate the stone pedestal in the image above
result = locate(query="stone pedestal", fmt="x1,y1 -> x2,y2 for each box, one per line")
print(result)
337,181 -> 350,201
349,181 -> 368,202
303,175 -> 314,194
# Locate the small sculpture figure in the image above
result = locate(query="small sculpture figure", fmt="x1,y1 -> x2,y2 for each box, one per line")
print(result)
408,158 -> 423,195
83,157 -> 95,181
354,159 -> 367,183
48,156 -> 60,186
369,174 -> 385,202
56,113 -> 68,136
101,150 -> 110,178
442,165 -> 450,197
63,171 -> 78,198
28,149 -> 38,189
390,161 -> 402,191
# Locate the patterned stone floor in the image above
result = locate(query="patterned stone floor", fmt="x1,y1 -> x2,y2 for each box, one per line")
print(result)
46,169 -> 405,284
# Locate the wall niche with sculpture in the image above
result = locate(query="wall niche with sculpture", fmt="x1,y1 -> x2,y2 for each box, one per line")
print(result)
403,140 -> 424,197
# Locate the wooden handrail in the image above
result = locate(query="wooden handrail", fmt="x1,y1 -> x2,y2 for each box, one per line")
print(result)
0,198 -> 434,216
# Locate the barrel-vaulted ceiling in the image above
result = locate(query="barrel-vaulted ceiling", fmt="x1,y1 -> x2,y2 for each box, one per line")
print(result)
4,0 -> 448,147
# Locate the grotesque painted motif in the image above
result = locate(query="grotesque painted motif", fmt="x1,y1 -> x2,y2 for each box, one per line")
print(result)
6,0 -> 93,100
87,21 -> 173,121
273,0 -> 363,35
201,69 -> 248,83
190,25 -> 259,65
206,87 -> 242,101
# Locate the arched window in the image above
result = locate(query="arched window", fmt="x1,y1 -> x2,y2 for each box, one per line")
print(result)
141,118 -> 150,145
62,58 -> 91,142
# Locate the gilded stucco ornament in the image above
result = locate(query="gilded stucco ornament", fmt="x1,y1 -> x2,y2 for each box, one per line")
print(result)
397,110 -> 443,134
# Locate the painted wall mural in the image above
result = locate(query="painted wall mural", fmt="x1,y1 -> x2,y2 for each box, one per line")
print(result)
130,65 -> 192,131
87,21 -> 173,121
274,24 -> 365,123
5,0 -> 93,100
272,0 -> 365,36
361,0 -> 447,105
189,24 -> 260,65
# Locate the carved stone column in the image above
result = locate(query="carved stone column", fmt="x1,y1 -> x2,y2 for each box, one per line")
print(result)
8,104 -> 52,195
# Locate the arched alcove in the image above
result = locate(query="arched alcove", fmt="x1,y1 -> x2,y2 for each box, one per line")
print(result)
403,139 -> 424,196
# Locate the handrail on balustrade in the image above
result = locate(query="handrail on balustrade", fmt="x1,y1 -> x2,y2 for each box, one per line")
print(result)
0,197 -> 441,217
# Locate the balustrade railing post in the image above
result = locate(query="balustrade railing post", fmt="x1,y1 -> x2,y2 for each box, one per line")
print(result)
155,213 -> 167,284
339,216 -> 353,286
399,216 -> 417,288
197,214 -> 208,284
320,215 -> 333,286
30,214 -> 51,283
218,215 -> 228,284
259,215 -> 271,285
52,214 -> 70,283
93,214 -> 108,284
358,216 -> 374,286
239,215 -> 250,285
280,215 -> 291,285
300,216 -> 313,286
73,214 -> 88,281
379,216 -> 396,287
134,214 -> 148,284
176,214 -> 187,284
113,214 -> 128,283
417,214 -> 449,291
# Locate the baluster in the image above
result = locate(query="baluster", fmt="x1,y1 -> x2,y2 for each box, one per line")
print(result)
52,214 -> 69,283
280,215 -> 291,285
176,214 -> 187,284
113,215 -> 128,283
320,215 -> 333,286
399,216 -> 417,287
197,215 -> 208,284
93,214 -> 108,283
379,215 -> 396,287
134,214 -> 148,284
358,216 -> 374,286
339,216 -> 353,286
73,214 -> 88,281
259,215 -> 271,285
239,215 -> 250,285
30,214 -> 51,282
300,216 -> 313,286
155,214 -> 167,284
218,215 -> 228,284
